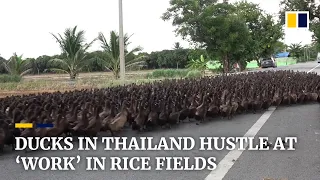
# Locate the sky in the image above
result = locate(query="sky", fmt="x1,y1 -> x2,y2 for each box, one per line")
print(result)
0,0 -> 313,60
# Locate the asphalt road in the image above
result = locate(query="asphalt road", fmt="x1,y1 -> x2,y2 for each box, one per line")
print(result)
1,61 -> 320,180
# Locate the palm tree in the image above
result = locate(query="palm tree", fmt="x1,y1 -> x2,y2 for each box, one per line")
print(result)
3,53 -> 32,76
173,42 -> 182,49
288,42 -> 303,60
50,26 -> 96,80
0,55 -> 7,73
97,30 -> 146,78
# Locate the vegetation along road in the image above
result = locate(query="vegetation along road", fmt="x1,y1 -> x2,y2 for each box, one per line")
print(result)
0,61 -> 319,180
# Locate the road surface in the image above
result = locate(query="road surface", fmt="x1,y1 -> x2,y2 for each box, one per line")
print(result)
0,61 -> 320,180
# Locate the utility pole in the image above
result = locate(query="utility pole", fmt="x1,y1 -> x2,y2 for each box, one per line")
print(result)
119,0 -> 125,82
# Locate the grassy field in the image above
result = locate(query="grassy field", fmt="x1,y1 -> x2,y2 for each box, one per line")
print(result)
0,69 -> 205,97
0,71 -> 151,96
0,57 -> 296,97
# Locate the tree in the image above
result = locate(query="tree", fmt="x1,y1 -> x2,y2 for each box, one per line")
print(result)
142,49 -> 192,69
50,26 -> 96,80
279,0 -> 320,50
288,42 -> 304,60
0,56 -> 7,73
162,1 -> 251,73
308,42 -> 319,58
85,51 -> 106,72
258,14 -> 284,58
97,30 -> 146,78
274,41 -> 287,53
3,53 -> 32,76
32,55 -> 55,74
235,1 -> 284,67
311,21 -> 320,50
279,0 -> 320,23
173,42 -> 182,49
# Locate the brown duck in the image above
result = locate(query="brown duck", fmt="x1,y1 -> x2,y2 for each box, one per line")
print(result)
132,101 -> 147,131
109,100 -> 128,132
195,93 -> 209,123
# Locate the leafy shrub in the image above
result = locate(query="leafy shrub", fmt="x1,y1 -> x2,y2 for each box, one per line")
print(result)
186,55 -> 209,73
0,74 -> 21,83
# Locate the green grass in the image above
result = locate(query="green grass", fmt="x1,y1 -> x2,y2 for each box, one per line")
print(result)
146,69 -> 205,78
207,57 -> 297,69
0,74 -> 21,83
146,69 -> 191,78
185,70 -> 203,78
0,78 -> 157,92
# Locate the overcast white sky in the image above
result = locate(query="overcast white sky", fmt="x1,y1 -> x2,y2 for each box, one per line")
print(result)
0,0 -> 313,59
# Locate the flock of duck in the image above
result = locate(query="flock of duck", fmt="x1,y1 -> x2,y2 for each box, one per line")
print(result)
0,70 -> 320,153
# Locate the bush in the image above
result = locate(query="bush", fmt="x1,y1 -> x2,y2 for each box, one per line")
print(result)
185,70 -> 202,78
146,69 -> 190,78
0,74 -> 22,83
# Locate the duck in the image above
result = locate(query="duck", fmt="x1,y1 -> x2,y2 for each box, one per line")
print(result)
261,89 -> 272,110
132,101 -> 147,131
239,92 -> 249,113
220,90 -> 232,119
168,102 -> 181,128
71,104 -> 90,136
99,100 -> 111,119
253,90 -> 263,113
272,88 -> 282,107
289,87 -> 298,104
230,93 -> 239,119
195,93 -> 209,123
109,100 -> 128,132
145,99 -> 158,130
85,106 -> 103,136
158,100 -> 169,128
207,94 -> 219,118
127,96 -> 137,126
46,114 -> 65,137
178,97 -> 190,122
0,127 -> 5,153
101,103 -> 116,136
297,89 -> 305,103
281,88 -> 291,105
188,94 -> 198,119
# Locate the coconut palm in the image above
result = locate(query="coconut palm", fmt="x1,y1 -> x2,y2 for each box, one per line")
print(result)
50,26 -> 96,80
3,53 -> 32,76
97,30 -> 146,78
173,42 -> 182,49
288,42 -> 303,60
0,55 -> 8,73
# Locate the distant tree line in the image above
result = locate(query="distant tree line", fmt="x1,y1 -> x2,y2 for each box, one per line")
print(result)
1,40 -> 313,77
0,48 -> 207,75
